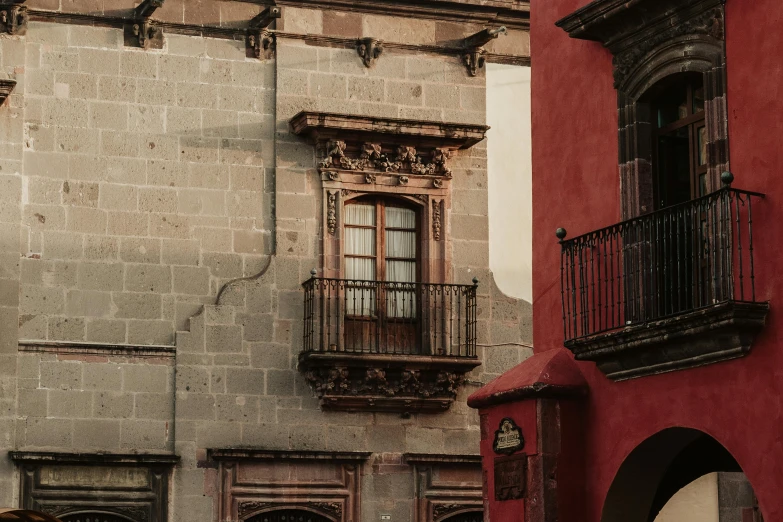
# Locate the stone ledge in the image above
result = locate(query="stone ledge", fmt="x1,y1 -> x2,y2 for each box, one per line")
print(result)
207,449 -> 372,462
299,352 -> 481,413
9,451 -> 180,466
18,340 -> 176,359
566,301 -> 770,381
290,111 -> 490,150
403,453 -> 482,464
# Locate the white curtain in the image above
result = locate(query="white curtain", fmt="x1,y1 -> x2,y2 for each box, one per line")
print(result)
346,203 -> 376,316
385,206 -> 416,318
386,206 -> 415,228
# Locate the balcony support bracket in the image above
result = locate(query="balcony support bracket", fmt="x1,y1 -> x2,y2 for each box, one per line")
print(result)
566,301 -> 770,381
299,352 -> 481,414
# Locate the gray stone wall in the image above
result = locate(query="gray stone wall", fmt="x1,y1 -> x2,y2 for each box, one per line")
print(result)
0,5 -> 531,521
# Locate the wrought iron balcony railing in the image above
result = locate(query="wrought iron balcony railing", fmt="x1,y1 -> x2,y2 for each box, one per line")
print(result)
302,277 -> 478,358
559,185 -> 765,343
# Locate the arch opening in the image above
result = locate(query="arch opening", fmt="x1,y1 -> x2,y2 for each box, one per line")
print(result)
601,428 -> 763,522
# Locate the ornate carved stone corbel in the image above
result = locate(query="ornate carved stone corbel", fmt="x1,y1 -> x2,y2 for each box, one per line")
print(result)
247,6 -> 280,59
461,27 -> 507,76
124,0 -> 164,49
0,4 -> 28,36
357,37 -> 383,68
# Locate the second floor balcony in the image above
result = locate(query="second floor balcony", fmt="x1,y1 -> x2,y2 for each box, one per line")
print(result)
299,277 -> 481,413
558,184 -> 769,380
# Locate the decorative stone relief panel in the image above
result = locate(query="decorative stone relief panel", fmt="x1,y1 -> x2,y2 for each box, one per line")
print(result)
405,454 -> 484,522
11,453 -> 178,522
210,449 -> 369,522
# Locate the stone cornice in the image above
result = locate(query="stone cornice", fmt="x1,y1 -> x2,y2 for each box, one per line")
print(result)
403,453 -> 482,465
10,451 -> 180,466
235,0 -> 529,29
291,111 -> 489,150
207,449 -> 372,461
556,0 -> 724,48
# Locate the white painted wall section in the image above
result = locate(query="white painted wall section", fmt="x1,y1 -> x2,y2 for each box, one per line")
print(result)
486,64 -> 532,302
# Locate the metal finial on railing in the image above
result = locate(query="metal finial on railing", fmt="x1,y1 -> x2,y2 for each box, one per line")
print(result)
556,228 -> 567,241
310,268 -> 317,278
721,171 -> 734,186
472,277 -> 479,286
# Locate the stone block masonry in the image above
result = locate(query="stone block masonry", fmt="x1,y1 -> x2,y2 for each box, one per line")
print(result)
18,25 -> 275,345
0,3 -> 532,521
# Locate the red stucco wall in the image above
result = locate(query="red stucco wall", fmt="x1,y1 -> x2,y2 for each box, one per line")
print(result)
531,0 -> 783,520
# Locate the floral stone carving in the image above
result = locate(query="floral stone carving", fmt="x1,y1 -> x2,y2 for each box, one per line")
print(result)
320,141 -> 453,178
300,352 -> 480,413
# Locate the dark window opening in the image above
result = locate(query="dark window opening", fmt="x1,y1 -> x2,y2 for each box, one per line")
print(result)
646,73 -> 707,210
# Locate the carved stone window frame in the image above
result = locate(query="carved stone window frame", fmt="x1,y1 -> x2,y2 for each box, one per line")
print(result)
557,0 -> 728,219
10,452 -> 179,522
291,111 -> 489,282
209,449 -> 370,522
404,454 -> 484,522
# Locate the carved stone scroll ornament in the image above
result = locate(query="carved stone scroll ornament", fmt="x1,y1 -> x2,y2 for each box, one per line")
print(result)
357,37 -> 383,68
320,141 -> 453,177
432,200 -> 442,241
237,501 -> 274,518
433,503 -> 467,519
326,191 -> 337,235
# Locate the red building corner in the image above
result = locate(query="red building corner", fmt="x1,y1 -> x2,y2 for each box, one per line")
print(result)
470,0 -> 781,520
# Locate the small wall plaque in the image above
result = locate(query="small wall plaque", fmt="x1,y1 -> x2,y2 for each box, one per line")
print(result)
493,417 -> 524,455
494,454 -> 527,501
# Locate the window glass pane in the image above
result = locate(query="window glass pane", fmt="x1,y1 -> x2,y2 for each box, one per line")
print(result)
386,260 -> 415,282
385,206 -> 415,229
346,285 -> 376,316
345,257 -> 375,280
386,261 -> 416,317
387,288 -> 416,318
656,83 -> 688,128
386,230 -> 416,259
697,125 -> 707,166
699,174 -> 707,197
345,203 -> 375,226
693,86 -> 705,114
345,228 -> 375,256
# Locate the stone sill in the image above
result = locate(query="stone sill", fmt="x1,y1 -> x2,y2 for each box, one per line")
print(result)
299,352 -> 481,414
207,449 -> 372,462
290,111 -> 490,150
566,301 -> 769,381
9,451 -> 180,466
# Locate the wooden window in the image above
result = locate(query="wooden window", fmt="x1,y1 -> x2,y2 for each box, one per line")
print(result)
649,73 -> 707,209
344,197 -> 419,319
